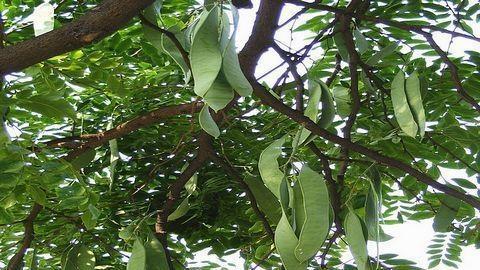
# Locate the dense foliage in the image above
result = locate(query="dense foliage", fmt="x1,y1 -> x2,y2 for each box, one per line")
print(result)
0,0 -> 479,269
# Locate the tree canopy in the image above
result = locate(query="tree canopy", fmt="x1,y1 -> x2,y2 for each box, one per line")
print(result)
0,0 -> 479,269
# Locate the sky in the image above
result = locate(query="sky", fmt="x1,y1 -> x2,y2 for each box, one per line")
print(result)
189,1 -> 480,269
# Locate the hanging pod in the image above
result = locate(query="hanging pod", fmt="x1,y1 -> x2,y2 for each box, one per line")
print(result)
275,212 -> 308,270
275,173 -> 307,270
391,70 -> 426,138
199,104 -> 220,138
220,5 -> 253,97
191,5 -> 252,113
293,166 -> 330,262
345,210 -> 371,270
127,236 -> 169,270
295,80 -> 335,147
258,136 -> 286,199
191,6 -> 223,98
142,2 -> 191,83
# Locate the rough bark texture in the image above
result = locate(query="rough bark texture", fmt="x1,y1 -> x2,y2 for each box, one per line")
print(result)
0,0 -> 155,75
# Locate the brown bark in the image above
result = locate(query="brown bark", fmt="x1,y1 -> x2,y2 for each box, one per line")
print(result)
7,203 -> 43,270
0,0 -> 155,75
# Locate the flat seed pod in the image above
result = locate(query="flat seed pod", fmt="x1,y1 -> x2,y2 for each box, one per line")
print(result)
145,237 -> 170,269
191,6 -> 223,97
293,181 -> 305,236
275,212 -> 308,270
333,28 -> 349,62
127,239 -> 147,270
203,71 -> 235,112
221,6 -> 253,97
167,197 -> 190,221
318,81 -> 335,128
391,70 -> 418,137
294,166 -> 330,262
258,136 -> 285,199
345,211 -> 370,270
199,104 -> 220,138
405,71 -> 426,137
295,80 -> 322,146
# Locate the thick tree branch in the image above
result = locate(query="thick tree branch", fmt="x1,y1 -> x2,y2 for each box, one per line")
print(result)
46,102 -> 202,149
7,203 -> 43,270
336,13 -> 362,185
0,0 -> 155,75
239,0 -> 284,75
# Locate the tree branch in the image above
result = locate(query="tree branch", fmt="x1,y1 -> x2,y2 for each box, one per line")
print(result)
7,203 -> 43,270
44,102 -> 202,159
138,13 -> 191,70
0,0 -> 155,75
209,152 -> 275,242
247,79 -> 480,210
336,13 -> 362,186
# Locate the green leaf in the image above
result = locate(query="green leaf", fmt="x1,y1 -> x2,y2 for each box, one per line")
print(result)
167,197 -> 190,221
275,212 -> 307,270
119,225 -> 135,241
345,210 -> 370,270
220,6 -> 252,97
145,237 -> 170,270
191,6 -> 222,97
71,149 -> 96,170
76,246 -> 96,270
127,239 -> 147,270
405,71 -> 426,137
0,207 -> 14,223
185,172 -> 198,195
451,178 -> 477,189
81,204 -> 101,230
258,136 -> 286,199
26,185 -> 47,206
244,176 -> 281,224
255,245 -> 271,260
62,245 -> 95,270
18,95 -> 76,119
333,29 -> 349,62
366,42 -> 399,66
108,137 -> 119,190
354,29 -> 370,54
199,104 -> 220,138
294,166 -> 330,262
333,86 -> 351,118
391,70 -> 418,137
433,195 -> 460,232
